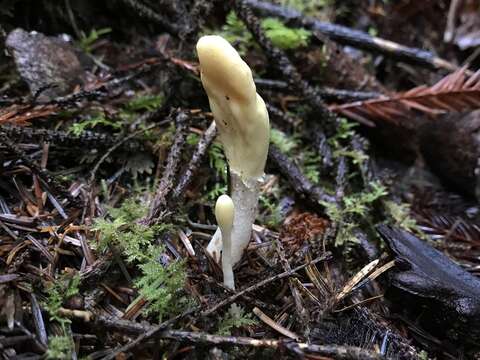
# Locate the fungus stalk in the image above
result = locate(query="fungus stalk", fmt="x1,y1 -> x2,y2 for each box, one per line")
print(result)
215,194 -> 235,289
197,35 -> 270,265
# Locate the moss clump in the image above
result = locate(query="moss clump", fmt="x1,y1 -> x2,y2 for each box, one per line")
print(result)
93,197 -> 189,321
214,11 -> 311,54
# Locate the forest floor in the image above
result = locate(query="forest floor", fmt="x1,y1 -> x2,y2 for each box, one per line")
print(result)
1,1 -> 480,359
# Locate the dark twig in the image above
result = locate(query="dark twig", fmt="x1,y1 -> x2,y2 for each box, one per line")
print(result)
171,121 -> 217,202
335,156 -> 348,201
160,331 -> 383,359
117,0 -> 181,35
313,124 -> 334,170
1,126 -> 143,152
245,0 -> 460,72
180,0 -> 214,41
266,103 -> 298,127
89,121 -> 168,185
30,294 -> 47,346
99,309 -> 195,360
41,67 -> 160,108
95,317 -> 382,360
268,145 -> 336,207
255,78 -> 381,102
0,133 -> 77,207
142,110 -> 189,225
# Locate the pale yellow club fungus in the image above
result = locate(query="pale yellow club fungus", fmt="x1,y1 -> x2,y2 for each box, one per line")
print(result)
197,35 -> 270,265
215,194 -> 235,290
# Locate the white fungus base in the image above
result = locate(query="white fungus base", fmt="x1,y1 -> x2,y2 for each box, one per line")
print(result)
207,171 -> 262,266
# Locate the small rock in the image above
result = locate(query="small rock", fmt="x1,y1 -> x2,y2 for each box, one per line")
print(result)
5,28 -> 85,100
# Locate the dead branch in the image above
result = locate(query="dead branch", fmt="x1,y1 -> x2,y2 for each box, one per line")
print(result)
171,120 -> 217,202
96,316 -> 383,360
142,109 -> 189,225
99,309 -> 196,360
0,132 -> 77,207
268,145 -> 337,207
1,126 -> 143,152
255,78 -> 381,102
117,0 -> 181,35
245,0 -> 459,72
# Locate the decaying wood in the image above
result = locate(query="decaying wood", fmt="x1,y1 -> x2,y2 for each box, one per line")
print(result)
378,225 -> 480,344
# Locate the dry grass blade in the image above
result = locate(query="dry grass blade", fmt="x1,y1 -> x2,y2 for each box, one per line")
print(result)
330,68 -> 480,125
335,259 -> 379,302
252,307 -> 300,341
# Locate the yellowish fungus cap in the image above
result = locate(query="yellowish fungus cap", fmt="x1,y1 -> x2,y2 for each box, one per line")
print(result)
215,194 -> 234,233
197,35 -> 270,180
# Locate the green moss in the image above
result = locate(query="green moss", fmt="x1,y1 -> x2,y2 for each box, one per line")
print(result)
42,274 -> 80,357
384,200 -> 425,238
43,274 -> 80,327
262,18 -> 311,50
46,335 -> 73,360
69,113 -> 122,136
270,128 -> 298,153
69,94 -> 163,137
322,181 -> 388,246
93,197 -> 188,321
300,149 -> 321,183
217,12 -> 253,55
259,184 -> 283,229
135,247 -> 190,322
78,27 -> 111,53
216,306 -> 257,335
214,11 -> 311,55
125,94 -> 163,112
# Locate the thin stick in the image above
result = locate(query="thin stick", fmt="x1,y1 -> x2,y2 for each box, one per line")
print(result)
100,309 -> 195,360
89,122 -> 165,184
252,307 -> 300,341
142,110 -> 189,225
97,316 -> 381,359
172,120 -> 217,201
161,330 -> 382,359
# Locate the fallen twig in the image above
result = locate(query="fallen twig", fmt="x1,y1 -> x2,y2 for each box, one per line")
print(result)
245,0 -> 460,72
142,109 -> 189,225
172,120 -> 217,202
268,145 -> 337,207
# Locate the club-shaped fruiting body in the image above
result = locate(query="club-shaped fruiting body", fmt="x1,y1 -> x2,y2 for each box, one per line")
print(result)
215,194 -> 235,290
197,35 -> 270,265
